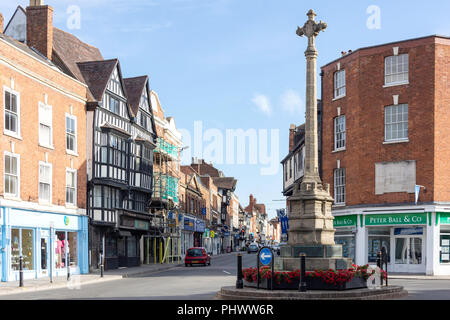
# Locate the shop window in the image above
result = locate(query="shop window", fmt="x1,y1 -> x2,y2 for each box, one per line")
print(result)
335,230 -> 355,261
11,229 -> 20,271
11,228 -> 34,271
55,231 -> 66,268
68,232 -> 78,267
441,235 -> 450,263
106,236 -> 118,258
128,237 -> 137,258
368,228 -> 390,263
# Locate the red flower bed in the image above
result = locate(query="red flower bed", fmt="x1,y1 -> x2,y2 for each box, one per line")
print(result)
242,264 -> 387,286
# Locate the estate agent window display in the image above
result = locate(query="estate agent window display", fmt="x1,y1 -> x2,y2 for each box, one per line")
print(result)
440,227 -> 450,264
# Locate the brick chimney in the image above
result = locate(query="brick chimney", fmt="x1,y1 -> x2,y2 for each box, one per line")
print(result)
26,0 -> 53,60
0,13 -> 4,33
289,124 -> 296,152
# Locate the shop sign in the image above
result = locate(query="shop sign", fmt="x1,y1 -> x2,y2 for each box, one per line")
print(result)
439,213 -> 450,225
195,219 -> 206,233
204,228 -> 209,238
135,220 -> 149,231
365,213 -> 427,226
184,217 -> 195,231
334,215 -> 357,228
394,227 -> 423,236
211,231 -> 215,238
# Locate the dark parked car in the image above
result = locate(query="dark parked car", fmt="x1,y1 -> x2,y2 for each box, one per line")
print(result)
184,247 -> 211,267
247,244 -> 259,254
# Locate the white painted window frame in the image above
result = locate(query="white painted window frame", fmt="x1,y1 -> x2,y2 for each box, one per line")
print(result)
4,151 -> 20,199
384,54 -> 409,86
65,168 -> 77,206
38,102 -> 53,149
38,161 -> 52,204
3,86 -> 21,139
385,104 -> 408,142
334,70 -> 346,99
65,113 -> 78,155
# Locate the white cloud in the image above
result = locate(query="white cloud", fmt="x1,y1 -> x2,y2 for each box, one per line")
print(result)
251,94 -> 271,116
280,89 -> 304,115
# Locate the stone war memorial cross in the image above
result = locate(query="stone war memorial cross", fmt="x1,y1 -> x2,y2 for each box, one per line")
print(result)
276,10 -> 352,272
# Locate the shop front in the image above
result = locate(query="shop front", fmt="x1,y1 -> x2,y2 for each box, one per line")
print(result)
1,207 -> 88,282
117,215 -> 150,268
194,219 -> 206,247
333,215 -> 357,262
364,213 -> 427,274
181,215 -> 195,255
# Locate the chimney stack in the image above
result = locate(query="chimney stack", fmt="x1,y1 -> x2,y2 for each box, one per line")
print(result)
0,13 -> 4,33
27,1 -> 53,60
289,124 -> 296,152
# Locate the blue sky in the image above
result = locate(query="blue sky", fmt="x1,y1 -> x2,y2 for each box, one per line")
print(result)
3,0 -> 450,219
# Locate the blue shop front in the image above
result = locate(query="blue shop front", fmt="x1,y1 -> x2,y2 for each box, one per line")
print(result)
0,206 -> 89,282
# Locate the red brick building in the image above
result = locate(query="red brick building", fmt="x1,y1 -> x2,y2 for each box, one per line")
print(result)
321,35 -> 450,275
0,3 -> 89,281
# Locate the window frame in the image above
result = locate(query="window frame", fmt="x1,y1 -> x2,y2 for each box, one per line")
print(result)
334,70 -> 346,99
3,86 -> 21,139
38,161 -> 52,204
385,104 -> 409,143
65,113 -> 78,155
4,151 -> 20,199
38,102 -> 53,149
334,168 -> 346,205
65,168 -> 77,206
334,115 -> 346,151
384,54 -> 409,86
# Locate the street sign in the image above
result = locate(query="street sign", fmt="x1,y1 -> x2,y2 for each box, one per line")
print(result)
259,248 -> 273,266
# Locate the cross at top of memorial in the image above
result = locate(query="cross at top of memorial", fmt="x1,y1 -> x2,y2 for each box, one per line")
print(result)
296,9 -> 327,54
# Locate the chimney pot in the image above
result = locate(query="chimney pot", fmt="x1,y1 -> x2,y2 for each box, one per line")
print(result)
30,0 -> 44,6
0,13 -> 3,33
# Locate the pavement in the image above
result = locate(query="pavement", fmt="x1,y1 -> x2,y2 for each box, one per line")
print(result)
0,251 -> 239,297
388,273 -> 450,280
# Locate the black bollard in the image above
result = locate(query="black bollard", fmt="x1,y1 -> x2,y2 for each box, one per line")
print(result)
19,256 -> 24,287
299,253 -> 307,292
100,252 -> 104,278
67,255 -> 71,281
236,254 -> 243,289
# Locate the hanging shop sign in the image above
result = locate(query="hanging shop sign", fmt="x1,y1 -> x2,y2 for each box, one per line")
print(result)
195,219 -> 206,233
211,231 -> 215,238
334,215 -> 357,228
365,213 -> 427,226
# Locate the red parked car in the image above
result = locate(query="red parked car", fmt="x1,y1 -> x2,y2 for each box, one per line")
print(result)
185,247 -> 211,267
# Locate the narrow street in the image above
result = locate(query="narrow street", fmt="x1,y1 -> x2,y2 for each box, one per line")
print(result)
0,253 -> 257,300
1,252 -> 450,300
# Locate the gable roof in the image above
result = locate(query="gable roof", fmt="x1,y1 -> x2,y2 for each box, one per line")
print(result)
77,59 -> 120,102
212,177 -> 237,191
52,27 -> 104,83
123,76 -> 147,117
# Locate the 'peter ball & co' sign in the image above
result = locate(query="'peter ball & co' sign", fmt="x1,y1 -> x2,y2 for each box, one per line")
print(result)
365,213 -> 427,226
334,215 -> 357,227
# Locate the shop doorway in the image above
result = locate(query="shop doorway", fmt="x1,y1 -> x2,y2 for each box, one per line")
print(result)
394,233 -> 425,273
40,234 -> 50,276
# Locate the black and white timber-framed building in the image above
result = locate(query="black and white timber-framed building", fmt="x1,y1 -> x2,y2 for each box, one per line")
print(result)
79,59 -> 157,270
